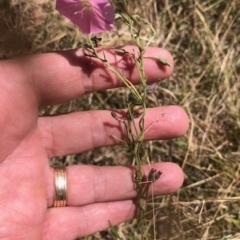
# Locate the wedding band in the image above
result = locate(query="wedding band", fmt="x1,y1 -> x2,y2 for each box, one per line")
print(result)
53,167 -> 67,207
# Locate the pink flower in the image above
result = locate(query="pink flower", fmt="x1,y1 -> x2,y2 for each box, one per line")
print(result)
56,0 -> 115,34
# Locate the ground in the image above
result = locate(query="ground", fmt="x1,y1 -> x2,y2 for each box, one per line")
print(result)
0,0 -> 240,239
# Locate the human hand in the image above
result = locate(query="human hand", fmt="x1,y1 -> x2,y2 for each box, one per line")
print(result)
0,46 -> 188,240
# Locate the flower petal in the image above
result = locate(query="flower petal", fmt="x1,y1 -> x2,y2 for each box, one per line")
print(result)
56,0 -> 115,34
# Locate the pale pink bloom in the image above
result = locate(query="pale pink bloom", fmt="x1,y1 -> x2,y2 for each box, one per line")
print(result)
56,0 -> 115,34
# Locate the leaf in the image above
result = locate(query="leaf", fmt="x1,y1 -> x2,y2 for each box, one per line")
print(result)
145,56 -> 171,66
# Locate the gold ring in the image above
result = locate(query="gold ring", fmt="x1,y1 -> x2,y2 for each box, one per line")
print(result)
53,167 -> 67,207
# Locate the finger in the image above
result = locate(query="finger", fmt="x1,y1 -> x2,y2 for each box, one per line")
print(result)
39,106 -> 189,157
8,46 -> 173,105
43,200 -> 135,240
44,162 -> 183,239
47,162 -> 184,207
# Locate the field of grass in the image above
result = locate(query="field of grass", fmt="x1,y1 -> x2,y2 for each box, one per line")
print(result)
1,0 -> 240,239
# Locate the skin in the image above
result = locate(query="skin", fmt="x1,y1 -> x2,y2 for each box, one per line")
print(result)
0,46 -> 189,240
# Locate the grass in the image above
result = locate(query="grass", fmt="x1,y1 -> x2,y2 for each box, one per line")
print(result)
1,0 -> 240,239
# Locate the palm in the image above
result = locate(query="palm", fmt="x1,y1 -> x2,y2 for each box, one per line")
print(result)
0,73 -> 50,238
0,47 -> 188,240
